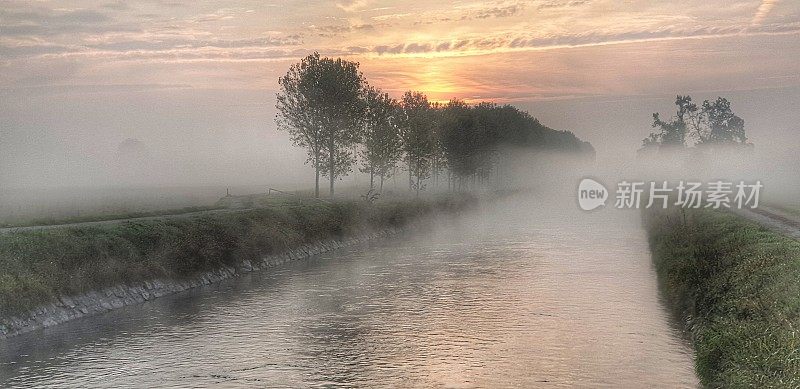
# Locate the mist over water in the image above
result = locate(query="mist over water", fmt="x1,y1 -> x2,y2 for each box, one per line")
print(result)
1,2 -> 799,386
0,195 -> 699,388
1,85 -> 797,222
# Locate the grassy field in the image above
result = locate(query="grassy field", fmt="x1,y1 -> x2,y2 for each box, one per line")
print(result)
644,208 -> 800,388
0,205 -> 224,228
0,194 -> 474,318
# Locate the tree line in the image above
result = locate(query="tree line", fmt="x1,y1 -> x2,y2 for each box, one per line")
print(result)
640,95 -> 751,154
277,52 -> 593,198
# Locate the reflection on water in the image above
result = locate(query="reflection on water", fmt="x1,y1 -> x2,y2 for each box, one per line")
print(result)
0,197 -> 698,388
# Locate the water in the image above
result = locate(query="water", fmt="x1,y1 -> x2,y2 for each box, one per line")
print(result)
0,197 -> 698,388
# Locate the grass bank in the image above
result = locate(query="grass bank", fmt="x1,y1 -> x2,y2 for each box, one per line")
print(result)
0,194 -> 474,319
644,208 -> 800,388
0,205 -> 223,228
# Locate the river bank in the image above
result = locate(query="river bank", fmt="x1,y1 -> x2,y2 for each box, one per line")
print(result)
0,194 -> 475,339
1,196 -> 698,387
644,208 -> 800,387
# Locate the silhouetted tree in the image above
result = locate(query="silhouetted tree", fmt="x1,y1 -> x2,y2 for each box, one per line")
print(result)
360,85 -> 402,191
398,91 -> 436,195
276,52 -> 365,198
697,97 -> 747,145
276,55 -> 325,198
279,54 -> 595,196
641,95 -> 695,152
438,100 -> 499,189
640,95 -> 749,154
439,99 -> 473,185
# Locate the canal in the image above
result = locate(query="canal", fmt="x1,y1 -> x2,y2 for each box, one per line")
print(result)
0,196 -> 697,388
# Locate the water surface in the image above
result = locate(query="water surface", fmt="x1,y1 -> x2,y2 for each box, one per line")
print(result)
0,197 -> 698,388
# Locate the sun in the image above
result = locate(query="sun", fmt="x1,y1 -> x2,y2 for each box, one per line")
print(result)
361,55 -> 478,104
411,62 -> 466,104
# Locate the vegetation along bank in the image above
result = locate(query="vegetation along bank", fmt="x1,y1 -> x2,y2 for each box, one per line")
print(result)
0,194 -> 475,339
644,208 -> 800,388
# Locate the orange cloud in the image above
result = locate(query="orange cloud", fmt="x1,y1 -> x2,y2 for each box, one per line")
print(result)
752,0 -> 781,26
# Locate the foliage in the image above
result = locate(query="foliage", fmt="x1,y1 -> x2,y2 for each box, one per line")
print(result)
360,85 -> 403,189
640,95 -> 749,153
439,100 -> 496,180
0,196 -> 475,318
644,208 -> 800,388
0,205 -> 222,228
276,52 -> 366,197
439,100 -> 594,186
277,54 -> 594,196
698,97 -> 747,145
276,53 -> 325,197
398,91 -> 437,194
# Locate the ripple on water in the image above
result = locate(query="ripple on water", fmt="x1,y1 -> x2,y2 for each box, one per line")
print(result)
0,202 -> 698,388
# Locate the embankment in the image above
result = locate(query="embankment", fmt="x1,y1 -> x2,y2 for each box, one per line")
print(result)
0,195 -> 475,339
644,208 -> 800,387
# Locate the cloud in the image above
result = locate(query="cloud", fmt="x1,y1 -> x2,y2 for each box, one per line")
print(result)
537,0 -> 590,10
336,0 -> 371,12
474,4 -> 525,19
368,23 -> 800,57
372,13 -> 412,21
2,0 -> 799,97
102,1 -> 129,11
0,8 -> 126,36
312,23 -> 376,37
1,8 -> 110,25
752,0 -> 780,26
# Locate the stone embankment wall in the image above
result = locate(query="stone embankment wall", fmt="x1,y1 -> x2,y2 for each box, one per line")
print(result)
0,228 -> 398,339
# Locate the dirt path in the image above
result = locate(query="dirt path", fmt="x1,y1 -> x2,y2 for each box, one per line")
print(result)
734,205 -> 800,240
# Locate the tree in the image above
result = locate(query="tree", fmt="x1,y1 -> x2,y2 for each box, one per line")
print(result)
471,102 -> 502,182
276,52 -> 365,198
640,95 -> 749,154
641,95 -> 696,152
360,85 -> 402,191
438,100 -> 498,189
278,54 -> 595,196
428,102 -> 446,190
439,100 -> 474,189
696,97 -> 747,145
277,56 -> 323,197
398,91 -> 436,195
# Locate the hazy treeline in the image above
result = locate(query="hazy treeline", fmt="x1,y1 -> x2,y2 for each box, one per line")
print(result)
640,95 -> 751,155
276,52 -> 593,198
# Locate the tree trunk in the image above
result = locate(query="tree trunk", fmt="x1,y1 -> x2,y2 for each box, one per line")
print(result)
328,142 -> 335,198
314,154 -> 320,198
369,169 -> 374,190
380,174 -> 384,192
315,168 -> 320,198
433,158 -> 439,190
407,156 -> 413,192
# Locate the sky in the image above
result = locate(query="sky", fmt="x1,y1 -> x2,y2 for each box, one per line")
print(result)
0,0 -> 798,189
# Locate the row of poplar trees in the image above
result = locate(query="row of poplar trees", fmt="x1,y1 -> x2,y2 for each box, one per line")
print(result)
276,52 -> 590,198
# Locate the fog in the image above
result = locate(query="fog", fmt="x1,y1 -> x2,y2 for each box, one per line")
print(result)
0,84 -> 797,222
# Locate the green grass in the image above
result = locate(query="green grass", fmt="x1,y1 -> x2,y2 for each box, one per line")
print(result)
0,195 -> 474,318
0,205 -> 224,228
644,208 -> 800,388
